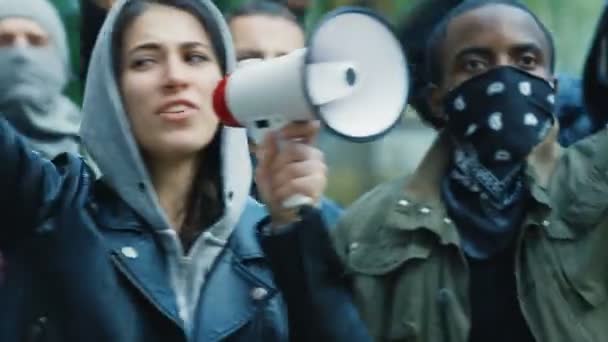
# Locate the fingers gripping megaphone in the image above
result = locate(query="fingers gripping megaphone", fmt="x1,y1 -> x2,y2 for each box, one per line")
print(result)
213,7 -> 410,208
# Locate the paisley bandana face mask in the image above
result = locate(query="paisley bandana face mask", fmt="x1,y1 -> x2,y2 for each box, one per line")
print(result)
440,66 -> 556,258
444,66 -> 555,169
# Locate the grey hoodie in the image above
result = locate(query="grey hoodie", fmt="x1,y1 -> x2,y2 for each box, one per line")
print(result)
80,0 -> 252,330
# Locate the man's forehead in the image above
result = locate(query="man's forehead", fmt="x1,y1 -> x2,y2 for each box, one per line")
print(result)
0,17 -> 47,34
444,4 -> 550,57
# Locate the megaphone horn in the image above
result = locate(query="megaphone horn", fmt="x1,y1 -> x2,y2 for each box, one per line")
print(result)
213,7 -> 410,208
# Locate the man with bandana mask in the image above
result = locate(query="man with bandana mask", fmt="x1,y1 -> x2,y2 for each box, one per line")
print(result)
264,0 -> 608,341
0,0 -> 81,159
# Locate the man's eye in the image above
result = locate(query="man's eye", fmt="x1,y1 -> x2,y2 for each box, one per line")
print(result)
27,34 -> 47,47
236,51 -> 263,62
519,55 -> 538,68
0,34 -> 13,47
464,59 -> 487,72
236,55 -> 252,62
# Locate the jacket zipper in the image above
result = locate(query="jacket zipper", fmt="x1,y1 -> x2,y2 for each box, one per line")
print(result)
439,247 -> 470,342
514,229 -> 541,342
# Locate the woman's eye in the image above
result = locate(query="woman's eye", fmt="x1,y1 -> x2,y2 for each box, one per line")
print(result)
186,53 -> 209,64
130,58 -> 155,70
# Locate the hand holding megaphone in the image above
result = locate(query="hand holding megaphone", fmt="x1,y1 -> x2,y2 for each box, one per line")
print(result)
235,57 -> 320,209
255,121 -> 327,225
212,6 -> 409,207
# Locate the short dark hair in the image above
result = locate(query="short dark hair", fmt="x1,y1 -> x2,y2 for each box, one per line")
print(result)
415,0 -> 556,128
227,0 -> 300,28
426,0 -> 555,86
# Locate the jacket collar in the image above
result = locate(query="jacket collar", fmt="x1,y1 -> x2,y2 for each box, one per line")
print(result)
196,200 -> 279,341
385,125 -> 562,246
227,199 -> 269,260
92,190 -> 275,337
90,181 -> 146,232
89,183 -> 183,328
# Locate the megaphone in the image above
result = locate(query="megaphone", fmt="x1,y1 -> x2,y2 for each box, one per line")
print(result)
213,7 -> 409,207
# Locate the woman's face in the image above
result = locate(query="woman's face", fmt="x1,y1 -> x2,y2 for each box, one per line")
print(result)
120,4 -> 222,160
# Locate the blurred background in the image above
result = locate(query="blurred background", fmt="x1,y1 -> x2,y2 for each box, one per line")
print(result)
54,0 -> 605,205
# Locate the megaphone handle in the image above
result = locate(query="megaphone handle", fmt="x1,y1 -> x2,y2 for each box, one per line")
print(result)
278,136 -> 315,209
282,193 -> 315,208
249,119 -> 316,209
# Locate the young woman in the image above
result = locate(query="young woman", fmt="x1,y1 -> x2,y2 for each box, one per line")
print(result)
0,0 -> 366,340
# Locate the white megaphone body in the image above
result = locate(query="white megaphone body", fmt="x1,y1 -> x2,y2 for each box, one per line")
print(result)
213,7 -> 409,208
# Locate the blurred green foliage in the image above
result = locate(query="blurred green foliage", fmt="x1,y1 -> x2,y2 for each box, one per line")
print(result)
51,0 -> 82,104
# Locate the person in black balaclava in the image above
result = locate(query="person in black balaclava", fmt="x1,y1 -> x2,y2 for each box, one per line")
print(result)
0,0 -> 81,159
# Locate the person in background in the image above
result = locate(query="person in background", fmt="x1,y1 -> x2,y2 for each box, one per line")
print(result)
229,0 -> 304,61
0,0 -> 81,158
228,0 -> 343,226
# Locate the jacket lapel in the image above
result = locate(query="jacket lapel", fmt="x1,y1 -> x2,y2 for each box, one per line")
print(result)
91,195 -> 184,329
194,201 -> 279,341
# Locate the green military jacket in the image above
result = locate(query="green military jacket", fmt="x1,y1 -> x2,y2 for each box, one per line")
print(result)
333,129 -> 608,342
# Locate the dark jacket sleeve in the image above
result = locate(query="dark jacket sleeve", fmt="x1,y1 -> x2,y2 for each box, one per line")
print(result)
0,119 -> 86,244
260,206 -> 371,342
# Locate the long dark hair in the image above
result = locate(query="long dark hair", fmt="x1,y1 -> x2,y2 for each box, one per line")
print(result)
112,0 -> 226,248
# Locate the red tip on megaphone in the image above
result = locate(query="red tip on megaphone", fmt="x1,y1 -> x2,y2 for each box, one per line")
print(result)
213,76 -> 242,127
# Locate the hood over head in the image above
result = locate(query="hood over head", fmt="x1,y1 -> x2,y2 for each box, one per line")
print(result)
80,0 -> 251,233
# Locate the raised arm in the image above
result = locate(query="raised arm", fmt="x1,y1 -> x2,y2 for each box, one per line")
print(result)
548,128 -> 608,224
0,119 -> 86,243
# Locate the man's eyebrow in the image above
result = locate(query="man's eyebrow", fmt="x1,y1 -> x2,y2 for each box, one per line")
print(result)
236,49 -> 264,59
453,46 -> 493,61
510,42 -> 544,55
